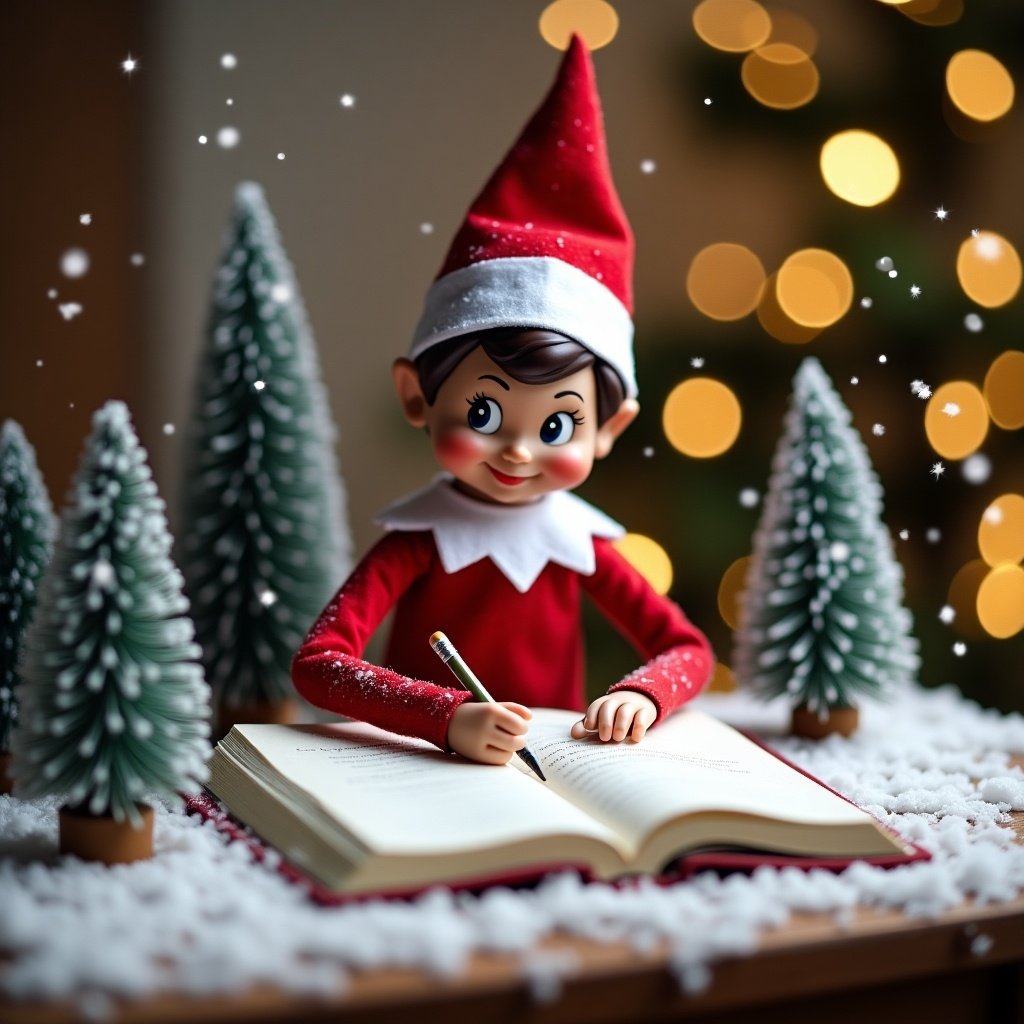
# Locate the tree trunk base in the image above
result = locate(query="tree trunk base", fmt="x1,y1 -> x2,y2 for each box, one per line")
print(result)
59,804 -> 154,864
0,752 -> 12,795
216,698 -> 298,739
791,704 -> 859,740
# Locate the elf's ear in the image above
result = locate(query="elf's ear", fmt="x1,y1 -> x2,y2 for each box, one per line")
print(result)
594,399 -> 639,459
392,358 -> 428,427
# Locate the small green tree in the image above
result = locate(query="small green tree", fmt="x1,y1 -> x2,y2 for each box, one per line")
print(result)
179,182 -> 350,715
12,401 -> 211,825
0,421 -> 56,764
733,358 -> 919,724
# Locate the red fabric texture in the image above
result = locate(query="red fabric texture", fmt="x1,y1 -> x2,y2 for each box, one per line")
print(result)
436,35 -> 634,312
292,531 -> 713,751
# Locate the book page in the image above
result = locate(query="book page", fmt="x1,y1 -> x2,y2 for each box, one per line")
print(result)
525,709 -> 871,850
235,722 -> 627,858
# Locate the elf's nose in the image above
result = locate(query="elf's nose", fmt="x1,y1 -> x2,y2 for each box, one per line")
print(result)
500,441 -> 533,465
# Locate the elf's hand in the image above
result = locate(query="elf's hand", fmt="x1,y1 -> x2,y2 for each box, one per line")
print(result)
570,691 -> 657,743
448,701 -> 532,766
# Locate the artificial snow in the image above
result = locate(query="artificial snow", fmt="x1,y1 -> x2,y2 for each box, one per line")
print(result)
1,684 -> 1023,1011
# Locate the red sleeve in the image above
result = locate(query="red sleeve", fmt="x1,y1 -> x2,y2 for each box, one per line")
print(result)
581,537 -> 714,723
291,531 -> 472,750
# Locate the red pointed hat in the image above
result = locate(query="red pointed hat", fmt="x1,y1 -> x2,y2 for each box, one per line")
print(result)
409,36 -> 637,397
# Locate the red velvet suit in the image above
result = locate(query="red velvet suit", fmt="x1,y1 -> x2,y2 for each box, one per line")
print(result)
292,529 -> 713,751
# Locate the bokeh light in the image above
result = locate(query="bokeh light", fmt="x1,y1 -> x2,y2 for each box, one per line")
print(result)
984,350 -> 1024,430
924,381 -> 989,459
663,377 -> 742,458
614,533 -> 674,595
976,564 -> 1024,639
539,0 -> 619,50
765,6 -> 818,54
707,661 -> 737,692
717,555 -> 752,630
775,248 -> 853,328
946,49 -> 1015,122
956,231 -> 1022,308
946,559 -> 989,639
978,494 -> 1024,567
756,272 -> 822,344
820,130 -> 900,207
692,0 -> 771,53
741,43 -> 820,110
898,0 -> 964,27
686,243 -> 766,321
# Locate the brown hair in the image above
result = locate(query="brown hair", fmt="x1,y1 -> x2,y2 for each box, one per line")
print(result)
414,328 -> 627,426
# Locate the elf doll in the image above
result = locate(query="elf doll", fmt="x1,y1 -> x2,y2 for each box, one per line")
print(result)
292,36 -> 713,767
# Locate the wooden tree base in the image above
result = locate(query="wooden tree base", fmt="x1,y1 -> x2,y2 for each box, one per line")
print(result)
0,752 -> 12,795
791,704 -> 859,740
216,698 -> 298,739
58,804 -> 154,864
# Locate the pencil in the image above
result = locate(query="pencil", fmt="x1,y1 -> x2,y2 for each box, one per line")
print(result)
429,631 -> 547,782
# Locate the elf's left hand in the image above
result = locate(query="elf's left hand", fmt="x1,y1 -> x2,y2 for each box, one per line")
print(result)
570,691 -> 657,744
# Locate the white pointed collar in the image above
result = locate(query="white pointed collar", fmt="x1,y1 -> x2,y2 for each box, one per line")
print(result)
375,475 -> 624,593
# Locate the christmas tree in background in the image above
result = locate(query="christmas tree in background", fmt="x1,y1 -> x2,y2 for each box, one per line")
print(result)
12,402 -> 211,860
733,358 -> 919,737
0,421 -> 56,792
179,182 -> 350,729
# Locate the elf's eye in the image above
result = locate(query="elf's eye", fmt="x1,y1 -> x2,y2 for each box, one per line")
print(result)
540,411 -> 578,446
466,395 -> 502,434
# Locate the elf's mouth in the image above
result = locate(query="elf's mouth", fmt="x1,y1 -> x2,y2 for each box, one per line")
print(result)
487,466 -> 536,486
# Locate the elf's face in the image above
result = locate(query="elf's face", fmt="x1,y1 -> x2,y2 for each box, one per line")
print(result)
394,346 -> 636,505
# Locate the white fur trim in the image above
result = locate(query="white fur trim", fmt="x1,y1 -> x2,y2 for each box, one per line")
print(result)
409,256 -> 637,398
375,475 -> 624,593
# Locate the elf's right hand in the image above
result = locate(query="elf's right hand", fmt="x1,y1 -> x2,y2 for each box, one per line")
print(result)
447,701 -> 531,765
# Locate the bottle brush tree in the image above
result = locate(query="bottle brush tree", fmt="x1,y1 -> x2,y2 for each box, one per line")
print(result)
0,421 -> 56,792
12,401 -> 211,862
179,182 -> 350,730
733,357 -> 919,737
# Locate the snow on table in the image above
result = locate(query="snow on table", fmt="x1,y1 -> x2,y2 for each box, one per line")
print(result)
1,683 -> 1023,1014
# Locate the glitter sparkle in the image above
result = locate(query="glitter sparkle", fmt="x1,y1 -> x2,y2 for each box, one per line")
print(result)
121,55 -> 138,75
910,285 -> 922,298
934,206 -> 949,221
930,462 -> 945,479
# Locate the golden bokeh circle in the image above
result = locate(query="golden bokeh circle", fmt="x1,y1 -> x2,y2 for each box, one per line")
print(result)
946,559 -> 989,639
899,0 -> 964,28
776,248 -> 854,328
692,0 -> 771,53
707,661 -> 737,692
976,564 -> 1024,639
718,555 -> 752,630
978,494 -> 1024,567
613,533 -> 674,596
766,6 -> 818,54
924,381 -> 989,459
539,0 -> 619,50
686,243 -> 766,321
741,43 -> 820,110
663,378 -> 743,458
956,231 -> 1022,308
946,49 -> 1015,122
820,130 -> 900,207
984,350 -> 1024,430
756,272 -> 821,344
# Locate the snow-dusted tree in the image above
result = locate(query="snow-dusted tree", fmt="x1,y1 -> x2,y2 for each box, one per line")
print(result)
0,421 -> 56,790
179,182 -> 350,727
12,402 -> 211,857
733,358 -> 919,736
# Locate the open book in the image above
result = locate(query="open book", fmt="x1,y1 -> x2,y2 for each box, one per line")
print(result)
206,708 -> 921,897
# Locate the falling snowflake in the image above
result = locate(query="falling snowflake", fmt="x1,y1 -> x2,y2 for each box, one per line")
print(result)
252,380 -> 266,392
872,424 -> 885,436
850,376 -> 859,385
703,97 -> 713,106
899,529 -> 910,541
340,94 -> 356,108
875,256 -> 894,273
930,462 -> 945,479
739,488 -> 759,509
58,303 -> 83,321
276,153 -> 285,161
221,53 -> 237,69
860,297 -> 873,309
934,206 -> 949,221
910,380 -> 932,399
926,528 -> 941,543
420,223 -> 434,235
79,213 -> 92,225
61,248 -> 89,278
642,446 -> 655,458
910,285 -> 922,298
961,454 -> 991,484
198,135 -> 208,145
121,55 -> 138,75
690,357 -> 705,368
640,159 -> 656,174
964,313 -> 983,333
878,355 -> 887,364
217,127 -> 240,149
942,403 -> 960,417
162,423 -> 176,436
939,605 -> 956,624
130,253 -> 145,267
953,642 -> 967,657
258,589 -> 278,607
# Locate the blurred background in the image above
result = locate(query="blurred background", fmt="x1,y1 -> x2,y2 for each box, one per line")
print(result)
1,0 -> 1021,712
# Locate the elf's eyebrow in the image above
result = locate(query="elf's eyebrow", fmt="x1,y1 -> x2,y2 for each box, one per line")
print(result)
478,374 -> 510,391
554,390 -> 584,401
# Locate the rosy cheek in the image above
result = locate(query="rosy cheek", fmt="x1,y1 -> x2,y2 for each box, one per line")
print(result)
545,449 -> 592,487
434,429 -> 488,469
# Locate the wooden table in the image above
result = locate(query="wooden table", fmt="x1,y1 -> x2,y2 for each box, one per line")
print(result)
5,810 -> 1023,1024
